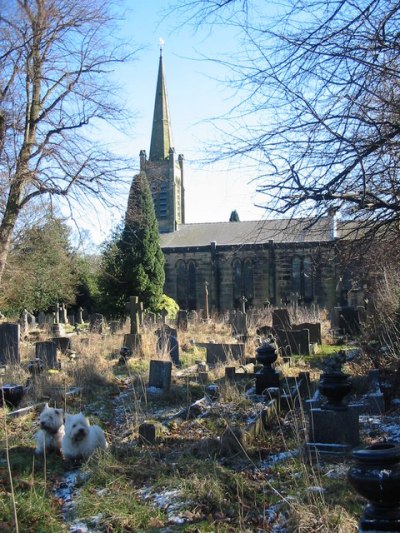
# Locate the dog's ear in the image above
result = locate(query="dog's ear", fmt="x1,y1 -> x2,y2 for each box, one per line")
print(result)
44,402 -> 49,409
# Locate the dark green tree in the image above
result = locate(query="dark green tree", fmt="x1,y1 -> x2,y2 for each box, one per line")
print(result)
229,210 -> 240,222
99,172 -> 165,317
1,217 -> 78,314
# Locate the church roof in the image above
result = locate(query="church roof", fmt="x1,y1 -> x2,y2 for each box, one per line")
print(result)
160,217 -> 336,248
149,51 -> 173,161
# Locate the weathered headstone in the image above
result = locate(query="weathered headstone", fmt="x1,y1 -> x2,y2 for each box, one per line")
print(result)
148,360 -> 172,390
230,310 -> 248,339
51,336 -> 71,354
59,303 -> 68,324
109,320 -> 121,334
205,343 -> 245,365
177,310 -> 188,331
272,308 -> 292,330
89,313 -> 104,334
123,296 -> 142,351
52,322 -> 66,337
54,302 -> 60,324
35,341 -> 58,369
275,328 -> 311,356
292,322 -> 322,344
76,307 -> 84,324
204,281 -> 210,320
155,326 -> 180,365
37,311 -> 46,327
188,310 -> 198,322
0,323 -> 20,365
334,307 -> 361,335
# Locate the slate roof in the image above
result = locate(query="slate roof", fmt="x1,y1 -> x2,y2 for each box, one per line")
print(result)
160,217 -> 336,248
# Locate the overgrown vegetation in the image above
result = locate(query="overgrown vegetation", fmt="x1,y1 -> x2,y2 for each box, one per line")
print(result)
0,308 -> 381,531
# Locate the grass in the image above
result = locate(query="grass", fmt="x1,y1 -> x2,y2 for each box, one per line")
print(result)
0,311 -> 366,531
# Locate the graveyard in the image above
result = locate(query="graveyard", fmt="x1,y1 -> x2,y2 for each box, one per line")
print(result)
0,304 -> 400,532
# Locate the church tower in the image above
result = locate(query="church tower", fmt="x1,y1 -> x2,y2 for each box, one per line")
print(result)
139,48 -> 185,233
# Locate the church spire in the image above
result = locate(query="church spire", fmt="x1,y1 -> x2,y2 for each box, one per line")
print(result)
149,45 -> 173,161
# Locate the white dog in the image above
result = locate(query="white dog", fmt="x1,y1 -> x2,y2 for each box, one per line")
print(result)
35,403 -> 65,455
61,412 -> 108,461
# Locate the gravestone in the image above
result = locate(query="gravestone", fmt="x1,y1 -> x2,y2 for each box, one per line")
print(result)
109,320 -> 121,334
188,310 -> 198,322
76,307 -> 84,324
272,308 -> 292,330
37,311 -> 46,327
292,322 -> 322,344
204,281 -> 210,320
177,310 -> 188,331
0,323 -> 20,365
35,341 -> 58,369
60,303 -> 68,324
51,336 -> 71,354
52,322 -> 65,337
148,360 -> 172,390
334,307 -> 361,335
68,315 -> 75,326
205,343 -> 245,365
155,325 -> 180,365
275,328 -> 311,356
19,309 -> 29,332
54,302 -> 60,324
89,313 -> 104,334
124,296 -> 142,351
230,310 -> 248,340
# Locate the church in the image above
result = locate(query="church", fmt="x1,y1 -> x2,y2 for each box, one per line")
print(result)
135,51 -> 347,314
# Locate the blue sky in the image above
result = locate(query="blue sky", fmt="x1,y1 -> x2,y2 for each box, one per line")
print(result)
75,0 -> 267,247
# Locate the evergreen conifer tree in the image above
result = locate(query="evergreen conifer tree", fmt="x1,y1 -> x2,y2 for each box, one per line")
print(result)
99,172 -> 165,316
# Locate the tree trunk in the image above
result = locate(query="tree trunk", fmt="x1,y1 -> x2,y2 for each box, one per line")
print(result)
0,182 -> 23,287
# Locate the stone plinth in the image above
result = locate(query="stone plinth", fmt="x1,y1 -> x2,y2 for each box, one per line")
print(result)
308,406 -> 360,454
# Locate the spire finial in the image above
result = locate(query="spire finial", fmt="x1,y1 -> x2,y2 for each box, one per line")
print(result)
159,38 -> 165,56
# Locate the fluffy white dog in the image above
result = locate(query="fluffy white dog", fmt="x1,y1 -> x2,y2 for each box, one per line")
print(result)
61,412 -> 108,461
35,403 -> 65,455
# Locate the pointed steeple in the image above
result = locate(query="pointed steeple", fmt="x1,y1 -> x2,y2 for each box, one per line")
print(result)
149,47 -> 173,161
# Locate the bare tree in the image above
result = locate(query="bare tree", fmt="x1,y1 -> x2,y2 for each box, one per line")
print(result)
175,0 -> 400,237
0,0 -> 134,286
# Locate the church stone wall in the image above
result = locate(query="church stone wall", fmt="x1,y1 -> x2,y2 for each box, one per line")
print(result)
162,241 -> 337,312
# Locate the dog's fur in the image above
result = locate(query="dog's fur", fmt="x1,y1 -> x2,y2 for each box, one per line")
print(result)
35,403 -> 65,455
61,412 -> 108,461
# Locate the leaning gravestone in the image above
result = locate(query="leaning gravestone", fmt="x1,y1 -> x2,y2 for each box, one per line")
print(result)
35,341 -> 58,369
292,322 -> 322,344
0,323 -> 20,365
148,360 -> 172,391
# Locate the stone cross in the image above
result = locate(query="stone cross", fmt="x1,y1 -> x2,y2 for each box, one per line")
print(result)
125,296 -> 143,335
204,281 -> 210,320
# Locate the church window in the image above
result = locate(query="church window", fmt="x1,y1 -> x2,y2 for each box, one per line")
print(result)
232,258 -> 254,309
291,256 -> 313,303
176,261 -> 187,308
176,260 -> 197,310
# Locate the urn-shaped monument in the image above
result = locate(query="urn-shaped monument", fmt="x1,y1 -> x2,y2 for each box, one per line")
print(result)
348,442 -> 400,532
255,340 -> 281,395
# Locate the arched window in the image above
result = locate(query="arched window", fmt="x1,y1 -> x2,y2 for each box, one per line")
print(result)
232,258 -> 254,309
243,259 -> 254,303
176,260 -> 197,310
292,256 -> 313,303
292,257 -> 302,296
303,256 -> 313,302
176,260 -> 187,308
188,261 -> 197,311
